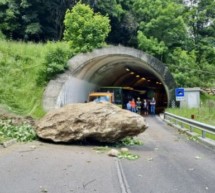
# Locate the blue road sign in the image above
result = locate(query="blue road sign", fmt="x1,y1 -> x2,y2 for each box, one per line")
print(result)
175,88 -> 184,101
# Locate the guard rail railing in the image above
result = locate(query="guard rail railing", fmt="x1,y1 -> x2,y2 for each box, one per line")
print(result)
164,112 -> 215,139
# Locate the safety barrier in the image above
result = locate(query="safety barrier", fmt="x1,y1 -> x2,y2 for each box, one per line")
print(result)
164,112 -> 215,139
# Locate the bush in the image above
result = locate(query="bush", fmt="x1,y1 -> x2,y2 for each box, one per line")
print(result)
0,119 -> 37,142
37,42 -> 72,85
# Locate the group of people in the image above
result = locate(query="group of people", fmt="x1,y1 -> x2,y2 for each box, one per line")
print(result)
126,97 -> 156,115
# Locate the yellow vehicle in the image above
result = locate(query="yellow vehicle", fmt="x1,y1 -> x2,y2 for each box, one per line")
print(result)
88,92 -> 114,103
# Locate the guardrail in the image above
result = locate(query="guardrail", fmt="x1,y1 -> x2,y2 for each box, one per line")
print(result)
164,112 -> 215,139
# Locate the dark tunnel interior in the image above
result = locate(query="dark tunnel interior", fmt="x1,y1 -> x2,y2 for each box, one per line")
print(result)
79,55 -> 168,113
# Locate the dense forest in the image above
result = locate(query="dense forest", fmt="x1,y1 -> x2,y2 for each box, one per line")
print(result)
0,0 -> 215,87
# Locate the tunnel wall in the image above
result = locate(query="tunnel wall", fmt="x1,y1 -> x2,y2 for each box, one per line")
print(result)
43,45 -> 176,112
43,73 -> 97,112
56,77 -> 97,107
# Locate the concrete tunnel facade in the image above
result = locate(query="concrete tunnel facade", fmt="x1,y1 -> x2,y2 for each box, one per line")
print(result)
43,45 -> 176,112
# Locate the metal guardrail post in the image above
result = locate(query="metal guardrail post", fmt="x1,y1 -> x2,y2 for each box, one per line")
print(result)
164,112 -> 215,140
190,125 -> 193,132
202,130 -> 206,138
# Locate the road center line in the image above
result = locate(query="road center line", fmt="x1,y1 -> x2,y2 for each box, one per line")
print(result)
115,158 -> 132,193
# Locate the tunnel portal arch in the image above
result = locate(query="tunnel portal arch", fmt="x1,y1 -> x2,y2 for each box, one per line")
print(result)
43,45 -> 176,112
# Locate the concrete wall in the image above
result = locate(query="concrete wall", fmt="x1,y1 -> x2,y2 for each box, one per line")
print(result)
43,73 -> 98,112
56,77 -> 97,107
180,88 -> 201,108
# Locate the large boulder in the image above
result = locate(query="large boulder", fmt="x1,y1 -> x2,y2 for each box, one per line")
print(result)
36,102 -> 147,143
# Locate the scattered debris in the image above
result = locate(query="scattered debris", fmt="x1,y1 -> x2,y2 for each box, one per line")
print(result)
187,136 -> 198,142
120,147 -> 129,152
40,186 -> 48,193
93,138 -> 142,160
2,139 -> 17,148
188,168 -> 194,171
108,149 -> 120,157
30,145 -> 37,149
93,146 -> 110,154
195,156 -> 201,160
120,137 -> 143,146
117,151 -> 140,160
147,157 -> 153,161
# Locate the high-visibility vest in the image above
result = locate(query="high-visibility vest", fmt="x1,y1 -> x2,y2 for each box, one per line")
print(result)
130,101 -> 136,108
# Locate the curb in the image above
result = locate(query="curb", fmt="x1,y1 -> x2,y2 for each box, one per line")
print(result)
162,118 -> 215,149
1,139 -> 17,148
198,137 -> 215,149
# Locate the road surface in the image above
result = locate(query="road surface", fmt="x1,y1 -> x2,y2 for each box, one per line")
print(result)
0,116 -> 215,193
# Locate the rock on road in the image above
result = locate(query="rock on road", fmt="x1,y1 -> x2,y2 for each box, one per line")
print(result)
0,115 -> 215,193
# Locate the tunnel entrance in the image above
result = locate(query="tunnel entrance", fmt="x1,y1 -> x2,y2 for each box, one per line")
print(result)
96,86 -> 167,114
43,45 -> 176,112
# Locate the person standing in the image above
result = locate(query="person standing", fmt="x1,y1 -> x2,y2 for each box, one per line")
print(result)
143,99 -> 148,115
130,98 -> 136,112
126,100 -> 132,111
150,97 -> 156,115
136,97 -> 142,114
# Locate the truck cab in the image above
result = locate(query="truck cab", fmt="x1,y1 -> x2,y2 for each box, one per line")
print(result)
88,92 -> 114,103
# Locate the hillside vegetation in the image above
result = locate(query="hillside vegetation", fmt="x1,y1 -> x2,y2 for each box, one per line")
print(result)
166,94 -> 215,126
0,40 -> 51,118
0,1 -> 215,87
0,1 -> 214,118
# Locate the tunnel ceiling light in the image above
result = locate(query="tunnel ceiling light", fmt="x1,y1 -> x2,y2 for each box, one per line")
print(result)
141,77 -> 146,80
136,75 -> 140,78
130,72 -> 134,75
147,80 -> 151,82
126,68 -> 130,71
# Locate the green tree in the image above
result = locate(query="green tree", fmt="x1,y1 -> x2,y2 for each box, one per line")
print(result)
185,0 -> 215,57
0,0 -> 23,39
182,0 -> 215,86
168,48 -> 199,87
63,2 -> 111,53
40,0 -> 79,41
0,0 -> 44,41
134,0 -> 188,61
82,0 -> 137,46
0,0 -> 78,41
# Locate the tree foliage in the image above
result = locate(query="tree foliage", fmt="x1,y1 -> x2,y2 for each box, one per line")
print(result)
134,0 -> 187,61
63,3 -> 111,53
82,0 -> 137,46
0,0 -> 214,87
36,42 -> 71,85
0,0 -> 78,41
133,0 -> 215,87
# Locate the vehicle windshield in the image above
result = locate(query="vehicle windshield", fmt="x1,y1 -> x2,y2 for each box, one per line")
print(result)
89,95 -> 111,102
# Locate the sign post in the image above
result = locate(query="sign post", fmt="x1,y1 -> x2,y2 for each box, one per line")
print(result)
175,88 -> 185,101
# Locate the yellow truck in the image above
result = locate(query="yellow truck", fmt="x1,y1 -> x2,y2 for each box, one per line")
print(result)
88,92 -> 114,103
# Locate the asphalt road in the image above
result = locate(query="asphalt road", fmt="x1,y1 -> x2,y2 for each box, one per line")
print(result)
0,115 -> 215,193
122,116 -> 215,193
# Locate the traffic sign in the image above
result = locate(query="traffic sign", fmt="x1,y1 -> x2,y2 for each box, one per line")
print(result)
175,88 -> 184,101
